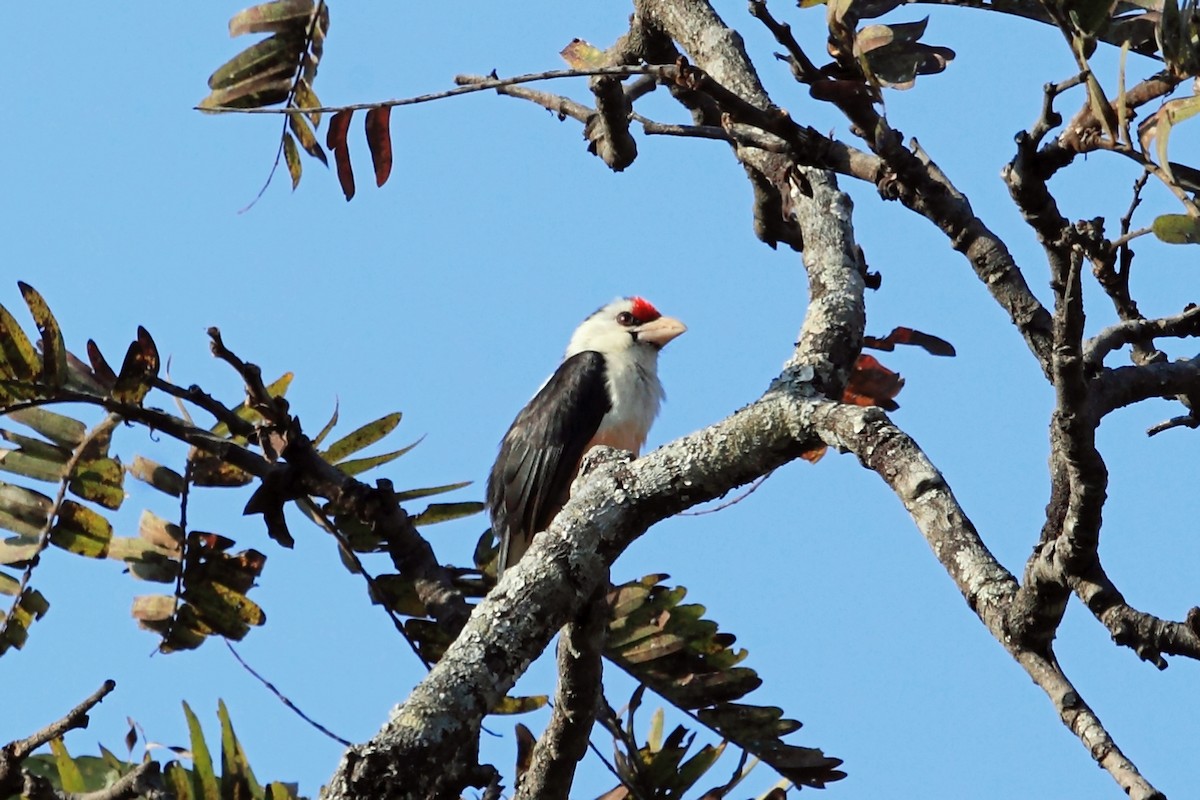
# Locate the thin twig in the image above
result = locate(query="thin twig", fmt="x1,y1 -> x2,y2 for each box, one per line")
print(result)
297,497 -> 433,670
224,640 -> 352,746
678,472 -> 772,515
199,66 -> 667,115
160,458 -> 193,652
239,0 -> 329,213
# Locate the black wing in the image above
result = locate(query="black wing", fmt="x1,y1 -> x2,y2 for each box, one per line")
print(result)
487,351 -> 610,575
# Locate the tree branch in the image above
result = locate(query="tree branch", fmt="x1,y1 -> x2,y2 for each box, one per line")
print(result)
0,681 -> 117,797
517,585 -> 608,800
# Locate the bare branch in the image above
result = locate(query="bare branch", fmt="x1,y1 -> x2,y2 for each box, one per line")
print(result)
0,681 -> 117,796
200,66 -> 668,115
1084,305 -> 1200,371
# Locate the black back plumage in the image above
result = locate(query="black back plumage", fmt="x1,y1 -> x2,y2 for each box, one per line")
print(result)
487,351 -> 611,574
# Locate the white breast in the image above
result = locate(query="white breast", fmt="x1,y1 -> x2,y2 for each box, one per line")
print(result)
593,349 -> 664,456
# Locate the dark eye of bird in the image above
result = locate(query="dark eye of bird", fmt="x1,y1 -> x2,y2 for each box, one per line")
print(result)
616,311 -> 635,326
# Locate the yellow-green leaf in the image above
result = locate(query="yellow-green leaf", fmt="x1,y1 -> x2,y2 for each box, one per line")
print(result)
1151,213 -> 1200,244
219,699 -> 263,799
18,282 -> 67,388
294,78 -> 323,126
336,441 -> 421,476
411,501 -> 484,526
198,66 -> 294,112
50,501 -> 113,557
491,694 -> 550,715
182,701 -> 220,800
49,737 -> 87,793
69,457 -> 124,510
288,112 -> 327,165
283,132 -> 302,190
321,412 -> 402,463
0,302 -> 39,381
393,481 -> 471,502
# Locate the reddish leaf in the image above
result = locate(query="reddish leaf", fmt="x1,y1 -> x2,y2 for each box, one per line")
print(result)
326,108 -> 351,150
800,444 -> 827,463
842,354 -> 903,410
863,326 -> 956,356
365,107 -> 393,188
327,110 -> 355,201
86,340 -> 118,387
514,723 -> 535,779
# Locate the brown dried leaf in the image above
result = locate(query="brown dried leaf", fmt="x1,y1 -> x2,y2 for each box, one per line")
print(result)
365,106 -> 393,188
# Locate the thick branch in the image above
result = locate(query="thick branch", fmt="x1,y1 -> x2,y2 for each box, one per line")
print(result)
815,404 -> 1162,798
517,585 -> 608,800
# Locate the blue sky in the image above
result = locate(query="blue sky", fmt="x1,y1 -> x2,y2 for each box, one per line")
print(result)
3,3 -> 1198,798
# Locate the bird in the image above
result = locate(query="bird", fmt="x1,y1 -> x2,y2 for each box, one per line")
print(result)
487,297 -> 686,576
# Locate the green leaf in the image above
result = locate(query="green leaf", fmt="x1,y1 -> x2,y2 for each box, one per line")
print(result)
165,762 -> 196,800
49,737 -> 87,793
411,501 -> 485,526
219,699 -> 263,800
6,408 -> 86,448
229,0 -> 316,37
50,501 -> 113,557
70,456 -> 124,510
183,701 -> 220,800
490,694 -> 550,714
18,283 -> 67,388
321,412 -> 402,463
211,372 -> 293,437
198,65 -> 294,112
311,402 -> 338,448
392,481 -> 471,502
676,741 -> 727,794
1151,214 -> 1200,244
208,33 -> 299,89
335,440 -> 421,476
0,588 -> 49,653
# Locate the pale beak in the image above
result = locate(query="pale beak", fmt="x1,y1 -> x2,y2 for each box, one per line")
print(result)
634,316 -> 687,349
